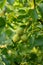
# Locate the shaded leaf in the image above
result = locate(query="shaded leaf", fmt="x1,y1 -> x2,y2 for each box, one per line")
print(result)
0,17 -> 6,28
18,9 -> 26,14
34,35 -> 43,46
28,9 -> 38,21
38,3 -> 43,17
7,0 -> 14,5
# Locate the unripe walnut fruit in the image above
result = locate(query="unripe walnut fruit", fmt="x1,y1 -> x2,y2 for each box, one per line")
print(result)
21,34 -> 28,42
13,34 -> 20,43
16,27 -> 24,35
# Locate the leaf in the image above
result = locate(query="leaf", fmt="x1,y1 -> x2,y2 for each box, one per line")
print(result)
12,17 -> 17,22
34,35 -> 43,46
5,28 -> 15,38
5,6 -> 13,13
0,0 -> 6,9
28,9 -> 38,22
0,32 -> 12,45
7,0 -> 14,5
18,9 -> 26,14
36,0 -> 41,3
29,35 -> 35,44
0,61 -> 5,65
29,52 -> 37,62
0,17 -> 6,28
7,23 -> 14,29
2,56 -> 10,65
38,3 -> 43,17
17,14 -> 28,21
37,24 -> 43,29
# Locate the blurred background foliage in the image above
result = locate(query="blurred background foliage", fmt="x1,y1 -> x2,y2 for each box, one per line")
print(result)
0,0 -> 43,65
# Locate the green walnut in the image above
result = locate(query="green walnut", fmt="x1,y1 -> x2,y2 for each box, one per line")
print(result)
20,62 -> 28,65
16,27 -> 24,35
13,34 -> 20,43
21,34 -> 28,42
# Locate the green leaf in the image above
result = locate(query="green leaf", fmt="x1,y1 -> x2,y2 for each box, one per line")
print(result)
28,9 -> 38,22
17,14 -> 28,21
0,0 -> 6,9
34,35 -> 43,46
0,0 -> 43,65
29,35 -> 35,44
0,32 -> 12,45
5,6 -> 13,13
7,23 -> 14,29
36,0 -> 41,3
38,3 -> 43,18
0,61 -> 5,65
29,52 -> 37,62
18,9 -> 26,14
7,0 -> 14,5
12,17 -> 17,22
5,28 -> 15,38
0,17 -> 6,28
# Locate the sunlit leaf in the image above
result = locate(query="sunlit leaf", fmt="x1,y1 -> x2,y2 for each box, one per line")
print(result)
0,0 -> 6,9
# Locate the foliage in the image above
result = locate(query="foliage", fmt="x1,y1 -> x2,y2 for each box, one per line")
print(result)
0,0 -> 43,65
